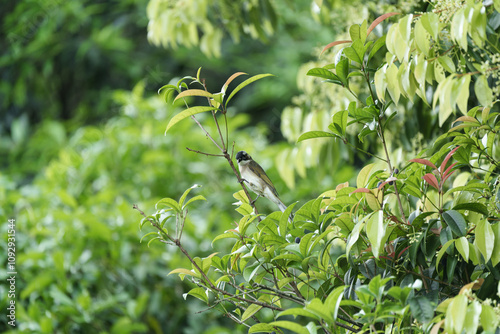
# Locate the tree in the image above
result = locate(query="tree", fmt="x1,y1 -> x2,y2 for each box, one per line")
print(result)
141,1 -> 500,333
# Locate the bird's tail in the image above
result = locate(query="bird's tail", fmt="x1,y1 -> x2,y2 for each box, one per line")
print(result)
274,197 -> 293,222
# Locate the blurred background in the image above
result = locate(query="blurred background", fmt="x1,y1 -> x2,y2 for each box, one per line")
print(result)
0,0 -> 422,332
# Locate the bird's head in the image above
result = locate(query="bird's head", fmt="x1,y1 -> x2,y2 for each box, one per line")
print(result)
236,151 -> 251,163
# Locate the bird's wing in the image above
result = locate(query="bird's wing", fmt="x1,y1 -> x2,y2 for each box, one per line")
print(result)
249,162 -> 279,197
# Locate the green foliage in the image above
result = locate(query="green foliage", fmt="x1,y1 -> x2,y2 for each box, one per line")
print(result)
145,2 -> 500,333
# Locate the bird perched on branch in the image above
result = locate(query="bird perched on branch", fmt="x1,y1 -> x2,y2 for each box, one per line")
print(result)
236,151 -> 287,213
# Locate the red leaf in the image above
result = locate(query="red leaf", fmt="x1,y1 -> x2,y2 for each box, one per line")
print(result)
409,158 -> 437,169
440,146 -> 460,173
378,177 -> 398,189
222,72 -> 247,93
320,40 -> 352,55
443,162 -> 457,179
442,170 -> 456,184
423,173 -> 439,190
351,188 -> 371,194
367,12 -> 400,36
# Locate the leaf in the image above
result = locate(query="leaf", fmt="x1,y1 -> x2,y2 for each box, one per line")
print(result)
178,184 -> 202,207
367,12 -> 400,36
335,58 -> 350,86
248,324 -> 277,333
225,73 -> 274,107
455,237 -> 469,262
440,146 -> 460,174
268,321 -> 309,334
445,295 -> 467,334
409,158 -> 437,169
306,68 -> 340,81
156,197 -> 181,212
452,203 -> 488,216
320,40 -> 352,55
423,173 -> 439,190
174,89 -> 214,102
475,219 -> 494,262
324,286 -> 346,321
368,35 -> 387,61
165,106 -> 219,134
436,239 -> 454,271
242,303 -> 263,321
442,210 -> 467,237
408,296 -> 435,323
297,131 -> 337,142
366,210 -> 386,258
221,72 -> 247,93
183,195 -> 207,208
277,308 -> 319,319
168,268 -> 200,278
183,287 -> 208,303
475,75 -> 493,107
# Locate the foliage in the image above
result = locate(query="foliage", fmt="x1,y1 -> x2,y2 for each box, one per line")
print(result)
142,2 -> 500,333
0,83 -> 270,333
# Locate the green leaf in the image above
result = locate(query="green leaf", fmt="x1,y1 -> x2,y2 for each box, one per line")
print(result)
156,197 -> 181,213
464,301 -> 481,333
335,58 -> 349,86
452,202 -> 488,216
442,210 -> 467,237
212,232 -> 239,245
408,296 -> 435,323
329,109 -> 348,137
268,321 -> 309,334
225,73 -> 274,107
174,89 -> 214,101
165,106 -> 219,134
278,308 -> 319,319
368,35 -> 386,62
183,287 -> 208,303
324,286 -> 346,321
436,239 -> 455,271
490,222 -> 500,266
475,75 -> 492,107
306,68 -> 340,81
455,237 -> 469,262
297,131 -> 337,142
305,298 -> 333,323
480,304 -> 499,331
421,12 -> 440,40
242,303 -> 263,321
346,220 -> 365,256
169,268 -> 200,278
178,184 -> 202,207
475,219 -> 494,262
445,294 -> 467,334
366,210 -> 386,258
183,195 -> 206,208
248,323 -> 276,333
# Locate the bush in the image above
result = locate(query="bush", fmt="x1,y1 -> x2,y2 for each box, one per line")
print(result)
142,3 -> 500,333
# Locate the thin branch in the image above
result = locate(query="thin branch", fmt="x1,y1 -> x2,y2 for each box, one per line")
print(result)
186,147 -> 224,157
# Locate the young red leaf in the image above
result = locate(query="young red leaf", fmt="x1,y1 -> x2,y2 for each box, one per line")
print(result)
221,72 -> 247,94
440,146 -> 460,173
443,162 -> 457,179
351,188 -> 371,194
423,173 -> 439,190
320,40 -> 352,55
367,12 -> 400,36
442,170 -> 456,184
409,158 -> 437,169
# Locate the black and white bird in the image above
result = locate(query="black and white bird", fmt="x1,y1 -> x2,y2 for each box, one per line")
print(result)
236,150 -> 287,212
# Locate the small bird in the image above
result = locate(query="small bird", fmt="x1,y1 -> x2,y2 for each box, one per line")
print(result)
236,151 -> 287,212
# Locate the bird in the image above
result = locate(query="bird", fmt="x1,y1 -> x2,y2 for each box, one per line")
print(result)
236,151 -> 287,213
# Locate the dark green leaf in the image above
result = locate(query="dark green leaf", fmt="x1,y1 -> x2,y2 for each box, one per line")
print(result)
442,210 -> 467,237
